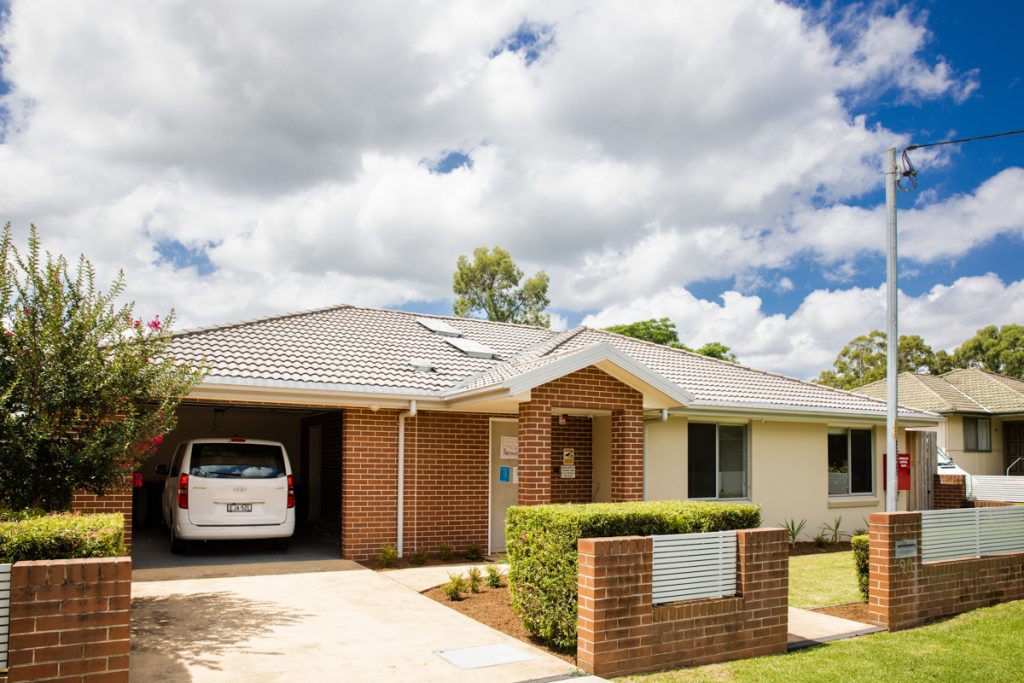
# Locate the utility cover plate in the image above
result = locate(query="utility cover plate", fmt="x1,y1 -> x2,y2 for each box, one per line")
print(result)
436,644 -> 534,669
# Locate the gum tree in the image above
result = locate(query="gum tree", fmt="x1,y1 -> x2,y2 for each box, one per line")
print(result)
0,225 -> 205,511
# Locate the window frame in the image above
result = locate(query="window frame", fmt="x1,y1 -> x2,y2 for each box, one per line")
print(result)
963,416 -> 992,452
827,427 -> 874,497
687,421 -> 749,500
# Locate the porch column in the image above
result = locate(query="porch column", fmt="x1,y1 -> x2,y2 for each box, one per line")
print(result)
610,406 -> 644,502
518,399 -> 552,505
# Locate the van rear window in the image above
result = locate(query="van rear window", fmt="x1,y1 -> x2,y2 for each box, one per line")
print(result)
189,444 -> 286,479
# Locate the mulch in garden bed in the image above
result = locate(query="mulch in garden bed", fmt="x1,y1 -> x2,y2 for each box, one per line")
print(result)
422,582 -> 577,664
788,541 -> 852,556
813,601 -> 872,623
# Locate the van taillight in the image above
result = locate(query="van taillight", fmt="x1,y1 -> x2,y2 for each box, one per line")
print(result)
287,475 -> 295,509
177,473 -> 189,509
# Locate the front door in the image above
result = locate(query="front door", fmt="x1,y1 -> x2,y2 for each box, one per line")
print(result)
1007,423 -> 1024,475
490,419 -> 519,553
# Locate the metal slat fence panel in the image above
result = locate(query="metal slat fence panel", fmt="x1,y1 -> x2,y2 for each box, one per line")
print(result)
651,531 -> 737,605
0,562 -> 11,669
970,476 -> 1024,503
921,507 -> 1024,562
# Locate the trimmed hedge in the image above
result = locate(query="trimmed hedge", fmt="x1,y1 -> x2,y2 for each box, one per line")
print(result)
0,512 -> 126,563
851,534 -> 870,600
506,500 -> 761,650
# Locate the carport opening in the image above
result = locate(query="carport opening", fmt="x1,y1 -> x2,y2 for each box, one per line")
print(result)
134,402 -> 344,563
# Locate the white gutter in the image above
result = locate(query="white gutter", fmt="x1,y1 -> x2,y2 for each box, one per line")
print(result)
397,400 -> 417,558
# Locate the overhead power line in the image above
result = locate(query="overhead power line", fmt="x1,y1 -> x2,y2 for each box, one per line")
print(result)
898,127 -> 1024,191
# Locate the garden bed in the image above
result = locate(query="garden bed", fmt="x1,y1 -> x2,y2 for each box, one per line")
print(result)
789,541 -> 852,556
814,601 -> 871,623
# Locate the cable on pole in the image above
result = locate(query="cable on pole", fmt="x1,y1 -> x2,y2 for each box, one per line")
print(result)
898,128 -> 1024,192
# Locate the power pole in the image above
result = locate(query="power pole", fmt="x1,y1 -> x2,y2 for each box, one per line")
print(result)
884,148 -> 898,512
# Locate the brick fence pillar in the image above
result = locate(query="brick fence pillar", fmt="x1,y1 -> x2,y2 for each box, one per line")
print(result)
736,527 -> 790,652
933,474 -> 967,509
867,511 -> 922,630
577,536 -> 654,677
517,399 -> 552,506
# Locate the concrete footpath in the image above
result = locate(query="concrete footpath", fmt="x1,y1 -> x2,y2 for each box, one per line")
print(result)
131,565 -> 600,682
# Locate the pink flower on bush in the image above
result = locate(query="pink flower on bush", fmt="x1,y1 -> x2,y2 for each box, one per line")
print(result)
132,472 -> 144,488
147,315 -> 161,332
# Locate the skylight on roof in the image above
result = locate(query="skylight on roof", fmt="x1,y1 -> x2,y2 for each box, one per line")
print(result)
408,358 -> 436,372
445,337 -> 498,360
416,317 -> 462,337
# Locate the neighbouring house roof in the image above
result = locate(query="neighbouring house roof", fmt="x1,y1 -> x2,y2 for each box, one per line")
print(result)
169,304 -> 937,420
855,368 -> 1024,415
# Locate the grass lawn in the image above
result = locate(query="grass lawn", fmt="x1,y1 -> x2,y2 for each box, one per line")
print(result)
788,550 -> 861,608
620,599 -> 1024,683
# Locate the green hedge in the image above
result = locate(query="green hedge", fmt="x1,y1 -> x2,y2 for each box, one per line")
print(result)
0,513 -> 126,563
506,500 -> 761,650
851,534 -> 870,600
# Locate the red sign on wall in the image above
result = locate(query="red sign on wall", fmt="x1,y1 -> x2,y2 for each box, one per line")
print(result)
883,453 -> 912,491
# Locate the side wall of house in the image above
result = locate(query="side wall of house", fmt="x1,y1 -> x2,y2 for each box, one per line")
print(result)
944,415 -> 1006,476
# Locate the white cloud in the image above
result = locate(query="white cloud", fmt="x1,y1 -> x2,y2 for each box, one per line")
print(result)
582,274 -> 1024,379
0,0 -> 998,332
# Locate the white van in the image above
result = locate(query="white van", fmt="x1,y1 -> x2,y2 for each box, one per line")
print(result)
160,438 -> 295,553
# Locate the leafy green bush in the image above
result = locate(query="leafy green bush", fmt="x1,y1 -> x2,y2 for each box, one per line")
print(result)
506,500 -> 761,650
442,573 -> 467,601
464,543 -> 483,561
485,564 -> 503,588
851,534 -> 870,600
467,566 -> 483,593
408,551 -> 427,566
0,512 -> 125,563
436,544 -> 453,561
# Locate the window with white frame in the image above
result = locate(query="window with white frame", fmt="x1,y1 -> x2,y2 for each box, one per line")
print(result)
827,428 -> 873,496
688,423 -> 747,499
963,417 -> 992,452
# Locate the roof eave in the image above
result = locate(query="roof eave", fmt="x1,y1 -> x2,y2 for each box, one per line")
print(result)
679,401 -> 942,425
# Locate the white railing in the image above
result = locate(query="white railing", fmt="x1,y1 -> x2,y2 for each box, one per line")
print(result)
970,475 -> 1024,503
920,507 -> 1024,563
0,562 -> 10,670
651,531 -> 737,605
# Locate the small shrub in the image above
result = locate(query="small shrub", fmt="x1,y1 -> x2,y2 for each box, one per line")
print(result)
408,551 -> 427,566
0,512 -> 125,563
467,566 -> 483,593
464,543 -> 483,561
436,544 -> 453,561
442,572 -> 467,601
814,533 -> 828,548
780,518 -> 807,546
379,544 -> 398,568
507,499 -> 761,650
485,565 -> 503,588
851,534 -> 870,600
821,516 -> 844,544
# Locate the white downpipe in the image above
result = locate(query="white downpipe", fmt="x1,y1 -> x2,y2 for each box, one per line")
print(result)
397,400 -> 417,558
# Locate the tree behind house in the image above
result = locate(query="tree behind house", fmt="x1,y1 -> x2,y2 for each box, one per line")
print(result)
0,225 -> 205,511
452,246 -> 550,327
816,330 -> 941,389
603,317 -> 738,362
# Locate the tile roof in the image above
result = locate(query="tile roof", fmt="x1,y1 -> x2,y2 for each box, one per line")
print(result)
170,304 -> 933,418
854,368 -> 1024,415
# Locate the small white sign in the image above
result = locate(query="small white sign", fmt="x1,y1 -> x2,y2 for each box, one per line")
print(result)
500,436 -> 518,460
560,465 -> 576,479
512,466 -> 519,484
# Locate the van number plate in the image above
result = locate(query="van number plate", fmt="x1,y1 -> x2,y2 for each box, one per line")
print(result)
227,503 -> 252,513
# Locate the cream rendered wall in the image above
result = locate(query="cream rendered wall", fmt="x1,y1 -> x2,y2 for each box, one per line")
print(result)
944,415 -> 1005,475
644,418 -> 910,540
645,417 -> 688,501
592,415 -> 612,502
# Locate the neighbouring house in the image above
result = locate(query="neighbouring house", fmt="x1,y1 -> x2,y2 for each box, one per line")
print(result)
856,369 -> 1024,476
138,305 -> 940,560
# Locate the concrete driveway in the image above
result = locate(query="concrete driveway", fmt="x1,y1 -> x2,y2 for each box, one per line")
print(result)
130,564 -> 590,682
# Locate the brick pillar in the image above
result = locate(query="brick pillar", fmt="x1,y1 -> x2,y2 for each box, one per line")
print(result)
341,408 -> 399,561
7,558 -> 131,682
72,486 -> 133,554
577,536 -> 653,677
867,511 -> 922,631
933,474 -> 967,509
517,400 -> 552,506
736,528 -> 790,654
610,406 -> 644,502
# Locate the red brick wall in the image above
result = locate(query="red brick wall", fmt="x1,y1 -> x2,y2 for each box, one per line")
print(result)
550,416 -> 593,504
933,474 -> 967,509
72,489 -> 133,554
341,408 -> 400,561
402,411 -> 493,555
5,558 -> 131,682
577,528 -> 788,677
867,511 -> 1024,630
519,367 -> 643,506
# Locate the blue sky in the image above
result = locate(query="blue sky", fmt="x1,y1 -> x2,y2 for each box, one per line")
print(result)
0,1 -> 1022,378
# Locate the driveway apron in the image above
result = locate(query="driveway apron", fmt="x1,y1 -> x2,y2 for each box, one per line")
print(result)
130,565 -> 583,682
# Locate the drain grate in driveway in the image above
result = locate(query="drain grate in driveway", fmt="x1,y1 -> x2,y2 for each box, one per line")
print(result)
437,644 -> 535,669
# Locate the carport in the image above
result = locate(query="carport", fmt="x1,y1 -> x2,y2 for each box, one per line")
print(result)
134,401 -> 345,570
